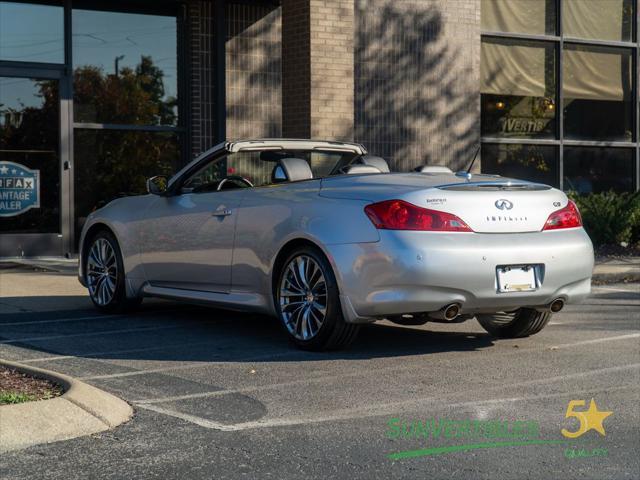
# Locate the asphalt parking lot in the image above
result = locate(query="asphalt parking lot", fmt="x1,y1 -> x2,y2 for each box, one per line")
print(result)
1,269 -> 638,479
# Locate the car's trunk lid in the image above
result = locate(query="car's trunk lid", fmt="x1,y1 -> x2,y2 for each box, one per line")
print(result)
404,182 -> 565,233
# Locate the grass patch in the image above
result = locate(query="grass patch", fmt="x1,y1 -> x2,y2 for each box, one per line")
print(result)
0,391 -> 37,405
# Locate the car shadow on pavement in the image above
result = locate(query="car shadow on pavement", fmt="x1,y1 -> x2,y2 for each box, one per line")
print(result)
0,296 -> 495,363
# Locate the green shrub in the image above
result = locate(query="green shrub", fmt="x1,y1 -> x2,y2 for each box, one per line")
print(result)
568,191 -> 640,248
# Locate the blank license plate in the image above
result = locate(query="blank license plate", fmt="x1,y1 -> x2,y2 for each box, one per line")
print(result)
496,265 -> 537,293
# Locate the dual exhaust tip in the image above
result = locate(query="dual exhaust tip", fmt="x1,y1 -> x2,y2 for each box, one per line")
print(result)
432,298 -> 564,321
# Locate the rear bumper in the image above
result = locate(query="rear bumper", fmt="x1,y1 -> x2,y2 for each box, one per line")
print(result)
327,228 -> 594,323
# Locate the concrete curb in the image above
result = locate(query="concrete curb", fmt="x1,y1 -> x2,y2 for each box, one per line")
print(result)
0,359 -> 133,453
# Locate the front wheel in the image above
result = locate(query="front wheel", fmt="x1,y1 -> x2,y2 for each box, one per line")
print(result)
85,231 -> 141,313
476,308 -> 551,338
275,247 -> 359,351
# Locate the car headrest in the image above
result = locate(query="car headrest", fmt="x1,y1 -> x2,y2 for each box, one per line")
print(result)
271,157 -> 313,183
342,164 -> 382,175
359,155 -> 390,173
414,165 -> 453,174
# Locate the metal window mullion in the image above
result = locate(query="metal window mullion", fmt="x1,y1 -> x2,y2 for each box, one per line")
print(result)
558,0 -> 564,191
62,0 -> 74,255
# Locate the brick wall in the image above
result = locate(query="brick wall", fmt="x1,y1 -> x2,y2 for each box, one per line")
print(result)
187,0 -> 217,157
226,3 -> 282,140
282,0 -> 354,141
354,0 -> 481,171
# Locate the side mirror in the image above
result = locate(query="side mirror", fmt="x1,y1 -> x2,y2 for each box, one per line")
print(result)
146,175 -> 169,195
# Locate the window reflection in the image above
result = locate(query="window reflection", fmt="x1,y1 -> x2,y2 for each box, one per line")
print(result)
74,130 -> 179,232
563,44 -> 633,141
481,38 -> 557,139
72,8 -> 178,126
0,77 -> 60,233
563,0 -> 634,42
563,147 -> 635,194
0,2 -> 64,63
482,0 -> 556,35
481,144 -> 559,186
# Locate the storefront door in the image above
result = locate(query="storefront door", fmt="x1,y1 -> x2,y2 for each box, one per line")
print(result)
0,68 -> 71,257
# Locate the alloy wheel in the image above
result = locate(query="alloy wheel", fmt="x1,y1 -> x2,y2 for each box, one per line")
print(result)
279,255 -> 328,341
86,238 -> 118,306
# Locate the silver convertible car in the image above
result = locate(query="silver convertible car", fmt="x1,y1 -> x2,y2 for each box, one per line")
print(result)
79,139 -> 594,350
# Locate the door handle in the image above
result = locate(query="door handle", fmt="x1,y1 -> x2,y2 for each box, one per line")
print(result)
212,208 -> 232,217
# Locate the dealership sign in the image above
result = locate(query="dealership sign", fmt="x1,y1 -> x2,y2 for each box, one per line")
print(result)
0,161 -> 40,217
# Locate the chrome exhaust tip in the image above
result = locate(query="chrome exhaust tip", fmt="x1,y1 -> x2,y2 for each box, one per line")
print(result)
549,298 -> 565,313
443,303 -> 461,320
430,303 -> 461,321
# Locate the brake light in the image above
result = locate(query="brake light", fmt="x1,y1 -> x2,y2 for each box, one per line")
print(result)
542,200 -> 582,230
364,199 -> 473,232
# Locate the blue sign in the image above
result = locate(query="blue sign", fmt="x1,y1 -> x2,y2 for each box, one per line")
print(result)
0,161 -> 40,217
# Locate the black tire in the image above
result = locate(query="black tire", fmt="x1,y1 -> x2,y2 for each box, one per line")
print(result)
476,308 -> 551,338
274,246 -> 360,351
84,230 -> 142,313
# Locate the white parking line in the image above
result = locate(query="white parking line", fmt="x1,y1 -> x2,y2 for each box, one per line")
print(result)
592,285 -> 640,294
549,333 -> 640,349
80,350 -> 297,380
134,366 -> 640,432
18,340 -> 227,364
0,314 -> 122,327
85,330 -> 640,386
0,308 -> 183,327
0,324 -> 189,345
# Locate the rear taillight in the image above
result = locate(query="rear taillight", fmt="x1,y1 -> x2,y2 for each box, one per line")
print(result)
542,200 -> 582,230
364,199 -> 473,232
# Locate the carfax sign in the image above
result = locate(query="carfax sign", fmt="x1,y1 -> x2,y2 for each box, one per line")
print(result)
0,161 -> 40,217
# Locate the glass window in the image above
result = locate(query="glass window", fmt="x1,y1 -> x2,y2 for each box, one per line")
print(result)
72,8 -> 178,126
0,2 -> 64,63
0,77 -> 60,233
563,0 -> 634,42
481,0 -> 556,35
74,130 -> 179,231
564,147 -> 635,194
481,143 -> 559,186
563,44 -> 633,141
481,38 -> 557,139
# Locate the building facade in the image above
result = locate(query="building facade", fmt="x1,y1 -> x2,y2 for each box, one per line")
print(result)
0,0 -> 638,257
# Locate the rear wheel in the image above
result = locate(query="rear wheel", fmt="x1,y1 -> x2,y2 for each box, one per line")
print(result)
275,246 -> 359,351
476,308 -> 551,338
85,231 -> 141,313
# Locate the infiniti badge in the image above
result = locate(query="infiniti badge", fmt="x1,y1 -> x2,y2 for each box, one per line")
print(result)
495,199 -> 513,210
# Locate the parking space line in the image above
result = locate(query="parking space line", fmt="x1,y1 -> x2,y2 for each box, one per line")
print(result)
134,360 -> 640,407
0,324 -> 190,345
134,375 -> 639,432
84,330 -> 640,387
0,314 -> 122,327
80,351 -> 297,380
0,308 -> 184,327
134,404 -> 239,431
19,340 -> 222,364
592,286 -> 640,293
549,333 -> 640,349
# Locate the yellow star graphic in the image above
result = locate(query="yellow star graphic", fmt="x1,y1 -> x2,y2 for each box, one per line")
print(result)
582,398 -> 612,436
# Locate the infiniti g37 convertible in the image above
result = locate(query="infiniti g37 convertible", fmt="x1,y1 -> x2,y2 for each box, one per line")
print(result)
79,139 -> 594,350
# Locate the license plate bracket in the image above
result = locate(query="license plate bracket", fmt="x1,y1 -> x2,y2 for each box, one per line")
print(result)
496,265 -> 538,293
